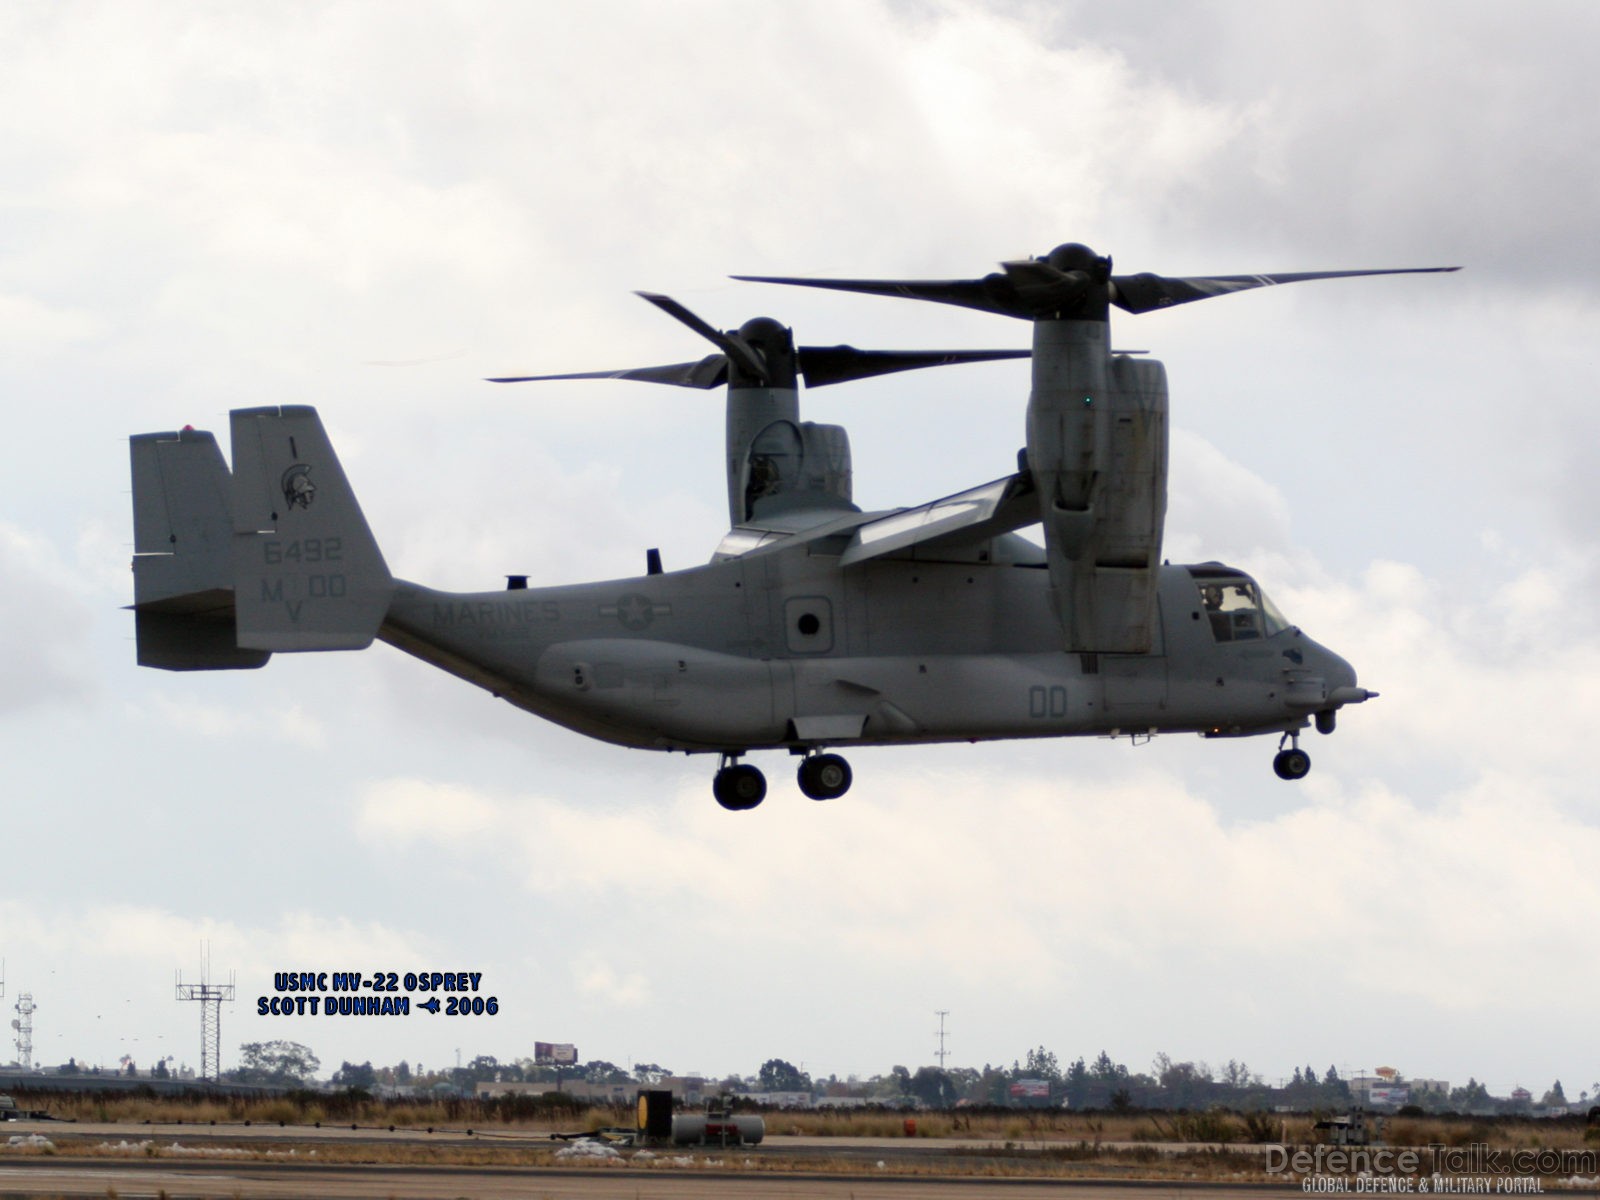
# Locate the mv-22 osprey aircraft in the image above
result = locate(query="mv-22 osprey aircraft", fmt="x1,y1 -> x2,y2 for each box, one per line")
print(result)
129,244 -> 1455,809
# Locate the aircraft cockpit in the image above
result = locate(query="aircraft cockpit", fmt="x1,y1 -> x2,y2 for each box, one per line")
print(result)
1189,565 -> 1291,643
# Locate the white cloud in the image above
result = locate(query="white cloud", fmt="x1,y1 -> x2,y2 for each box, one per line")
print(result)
1281,556 -> 1600,799
1,0 -> 1596,1093
136,694 -> 328,750
896,6 -> 1248,238
0,902 -> 426,977
572,953 -> 652,1010
355,778 -> 505,846
0,522 -> 96,712
1165,428 -> 1296,565
0,292 -> 101,354
347,751 -> 1600,1022
0,900 -> 433,1073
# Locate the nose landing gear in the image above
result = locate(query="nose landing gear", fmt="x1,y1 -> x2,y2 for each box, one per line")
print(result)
1273,731 -> 1311,781
797,752 -> 853,801
712,754 -> 767,811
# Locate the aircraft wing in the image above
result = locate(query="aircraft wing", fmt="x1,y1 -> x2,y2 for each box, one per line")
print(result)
839,472 -> 1037,566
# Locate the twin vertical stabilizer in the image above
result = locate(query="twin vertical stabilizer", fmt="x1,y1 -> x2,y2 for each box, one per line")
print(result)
129,406 -> 391,668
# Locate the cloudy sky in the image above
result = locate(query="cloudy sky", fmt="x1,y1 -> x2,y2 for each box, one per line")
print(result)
3,0 -> 1596,1096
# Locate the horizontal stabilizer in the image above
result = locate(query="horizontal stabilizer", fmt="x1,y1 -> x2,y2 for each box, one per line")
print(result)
137,607 -> 270,671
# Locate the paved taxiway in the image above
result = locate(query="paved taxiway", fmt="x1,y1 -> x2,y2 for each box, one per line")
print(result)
0,1119 -> 1295,1199
0,1159 -> 1299,1200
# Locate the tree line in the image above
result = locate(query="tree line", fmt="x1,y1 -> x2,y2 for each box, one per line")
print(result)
221,1041 -> 1586,1115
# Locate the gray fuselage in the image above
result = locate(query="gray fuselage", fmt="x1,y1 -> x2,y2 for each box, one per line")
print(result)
378,534 -> 1356,755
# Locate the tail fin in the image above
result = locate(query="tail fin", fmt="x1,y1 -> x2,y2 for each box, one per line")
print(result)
131,427 -> 269,670
229,405 -> 392,651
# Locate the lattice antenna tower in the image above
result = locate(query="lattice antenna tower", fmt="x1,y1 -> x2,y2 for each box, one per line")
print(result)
11,992 -> 35,1071
175,945 -> 235,1082
934,1010 -> 950,1070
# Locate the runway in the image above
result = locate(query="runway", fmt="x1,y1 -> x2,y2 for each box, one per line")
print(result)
0,1119 -> 1299,1199
0,1156 -> 1299,1200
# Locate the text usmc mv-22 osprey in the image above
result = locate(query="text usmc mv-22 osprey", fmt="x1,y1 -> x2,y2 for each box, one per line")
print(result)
129,244 -> 1455,809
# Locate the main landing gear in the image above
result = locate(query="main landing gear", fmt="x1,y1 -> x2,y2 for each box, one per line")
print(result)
797,752 -> 852,801
711,751 -> 855,809
712,755 -> 767,811
1273,731 -> 1312,781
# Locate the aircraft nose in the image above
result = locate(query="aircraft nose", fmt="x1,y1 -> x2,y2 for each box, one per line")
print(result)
1296,642 -> 1376,735
1323,647 -> 1357,692
1318,644 -> 1379,708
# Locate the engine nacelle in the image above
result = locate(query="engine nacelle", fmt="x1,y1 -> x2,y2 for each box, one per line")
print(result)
727,384 -> 854,523
1025,320 -> 1168,653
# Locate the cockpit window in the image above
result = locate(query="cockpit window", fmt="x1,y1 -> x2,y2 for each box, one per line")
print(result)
1195,575 -> 1289,642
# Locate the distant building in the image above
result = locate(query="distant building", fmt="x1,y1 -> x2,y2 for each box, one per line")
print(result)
1348,1075 -> 1389,1105
1347,1068 -> 1446,1109
660,1076 -> 709,1106
1350,1074 -> 1408,1108
749,1090 -> 814,1109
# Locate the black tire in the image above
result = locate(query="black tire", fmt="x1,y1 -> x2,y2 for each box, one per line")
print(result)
798,753 -> 852,801
714,764 -> 766,810
1273,749 -> 1312,780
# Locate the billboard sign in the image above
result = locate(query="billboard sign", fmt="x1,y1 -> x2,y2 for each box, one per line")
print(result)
534,1042 -> 579,1066
1009,1079 -> 1051,1100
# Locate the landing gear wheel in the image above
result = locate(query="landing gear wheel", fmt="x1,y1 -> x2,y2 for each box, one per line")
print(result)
797,753 -> 852,801
713,763 -> 767,811
1273,748 -> 1312,780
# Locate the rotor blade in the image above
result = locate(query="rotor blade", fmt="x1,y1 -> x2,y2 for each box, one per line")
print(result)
732,274 -> 1028,318
486,355 -> 729,389
634,291 -> 770,381
1110,267 -> 1461,314
796,346 -> 1030,388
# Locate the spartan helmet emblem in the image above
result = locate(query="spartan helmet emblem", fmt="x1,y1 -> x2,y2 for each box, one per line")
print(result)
280,463 -> 316,510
